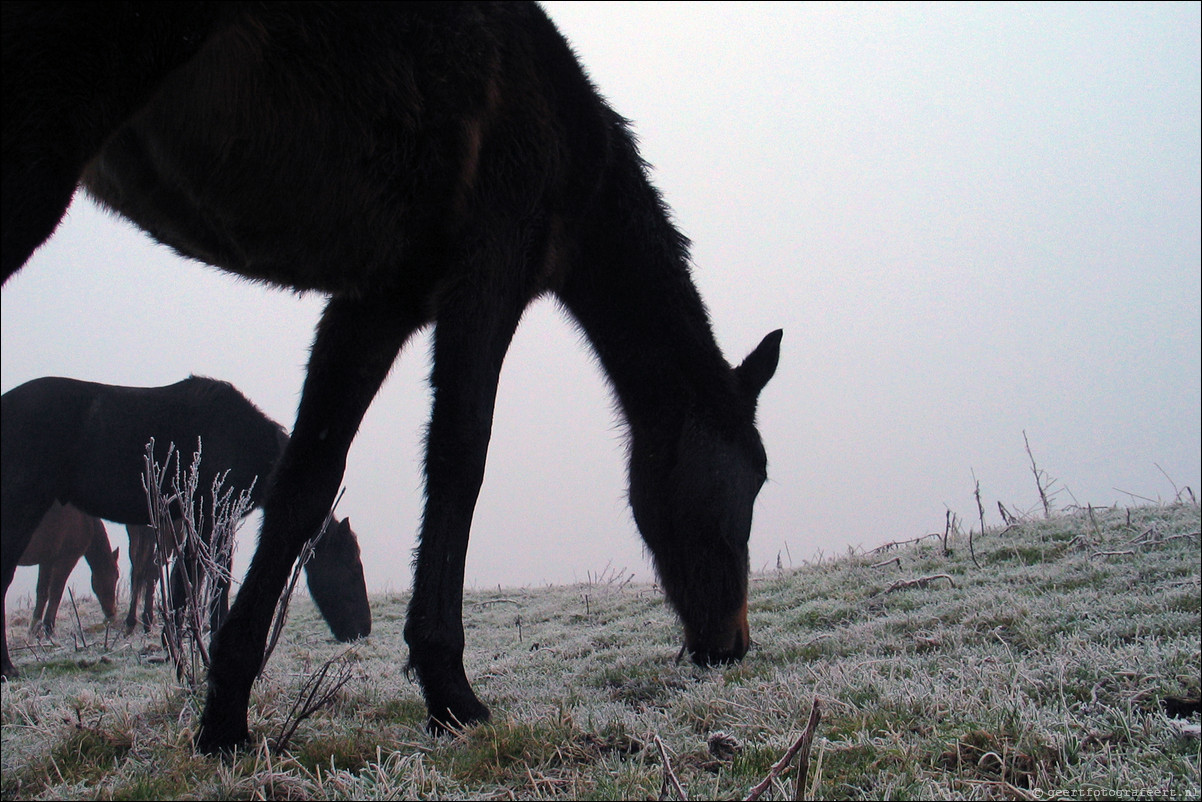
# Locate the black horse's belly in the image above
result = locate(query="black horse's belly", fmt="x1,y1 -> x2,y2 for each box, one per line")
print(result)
80,11 -> 466,299
84,124 -> 433,297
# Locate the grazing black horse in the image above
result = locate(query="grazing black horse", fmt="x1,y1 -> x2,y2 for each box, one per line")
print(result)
1,3 -> 781,750
0,376 -> 371,679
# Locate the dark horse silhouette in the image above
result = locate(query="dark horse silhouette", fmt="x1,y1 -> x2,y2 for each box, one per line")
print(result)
123,514 -> 358,637
0,376 -> 371,679
2,3 -> 781,749
18,501 -> 120,638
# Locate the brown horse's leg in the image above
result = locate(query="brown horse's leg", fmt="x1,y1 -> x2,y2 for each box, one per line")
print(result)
38,559 -> 73,638
197,295 -> 421,753
30,565 -> 51,637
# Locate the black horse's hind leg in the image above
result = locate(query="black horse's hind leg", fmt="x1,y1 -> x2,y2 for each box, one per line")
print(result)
404,252 -> 531,734
1,495 -> 56,678
31,566 -> 53,637
197,295 -> 421,753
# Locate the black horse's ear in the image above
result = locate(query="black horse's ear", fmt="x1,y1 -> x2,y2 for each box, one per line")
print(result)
735,329 -> 782,401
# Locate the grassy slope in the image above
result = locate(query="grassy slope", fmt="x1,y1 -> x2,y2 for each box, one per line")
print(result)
1,502 -> 1198,800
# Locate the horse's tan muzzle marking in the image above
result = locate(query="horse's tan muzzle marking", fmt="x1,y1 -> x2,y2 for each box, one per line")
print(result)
685,598 -> 750,665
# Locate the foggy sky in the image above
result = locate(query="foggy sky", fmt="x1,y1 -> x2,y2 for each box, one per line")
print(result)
3,2 -> 1199,606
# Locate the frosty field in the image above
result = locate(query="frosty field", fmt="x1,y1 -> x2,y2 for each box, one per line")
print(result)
2,502 -> 1198,800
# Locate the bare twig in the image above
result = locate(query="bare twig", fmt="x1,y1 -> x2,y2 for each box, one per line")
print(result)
1123,526 -> 1158,545
273,649 -> 358,754
11,641 -> 45,658
1087,505 -> 1103,541
1066,533 -> 1093,550
744,697 -> 822,801
941,510 -> 959,557
793,698 -> 822,801
1126,528 -> 1200,547
1023,431 -> 1053,518
1113,487 -> 1159,505
654,735 -> 688,801
877,575 -> 957,596
952,778 -> 1038,800
869,533 -> 941,554
474,598 -> 522,608
971,471 -> 984,568
870,556 -> 901,570
1154,463 -> 1181,501
1164,531 -> 1200,542
67,587 -> 87,650
586,560 -> 635,589
143,438 -> 255,689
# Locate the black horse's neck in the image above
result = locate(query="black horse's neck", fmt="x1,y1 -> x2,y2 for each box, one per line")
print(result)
558,116 -> 744,441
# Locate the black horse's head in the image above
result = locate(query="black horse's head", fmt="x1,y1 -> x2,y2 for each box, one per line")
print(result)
629,330 -> 780,666
304,517 -> 372,642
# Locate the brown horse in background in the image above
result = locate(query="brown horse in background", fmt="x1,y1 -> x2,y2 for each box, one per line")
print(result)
17,502 -> 119,637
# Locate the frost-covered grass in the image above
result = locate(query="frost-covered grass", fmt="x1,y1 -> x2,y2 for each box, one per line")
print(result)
2,502 -> 1198,800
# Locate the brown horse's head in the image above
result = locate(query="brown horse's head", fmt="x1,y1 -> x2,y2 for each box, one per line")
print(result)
91,546 -> 121,620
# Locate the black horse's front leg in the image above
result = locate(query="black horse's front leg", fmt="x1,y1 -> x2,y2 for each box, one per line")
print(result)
405,273 -> 528,734
196,295 -> 419,753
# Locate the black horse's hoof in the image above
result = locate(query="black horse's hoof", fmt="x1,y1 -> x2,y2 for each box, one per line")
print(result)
194,702 -> 251,759
426,699 -> 491,736
195,726 -> 250,756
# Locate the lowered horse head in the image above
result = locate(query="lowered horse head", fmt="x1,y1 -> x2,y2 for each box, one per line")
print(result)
304,517 -> 370,642
87,536 -> 121,621
628,330 -> 781,666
